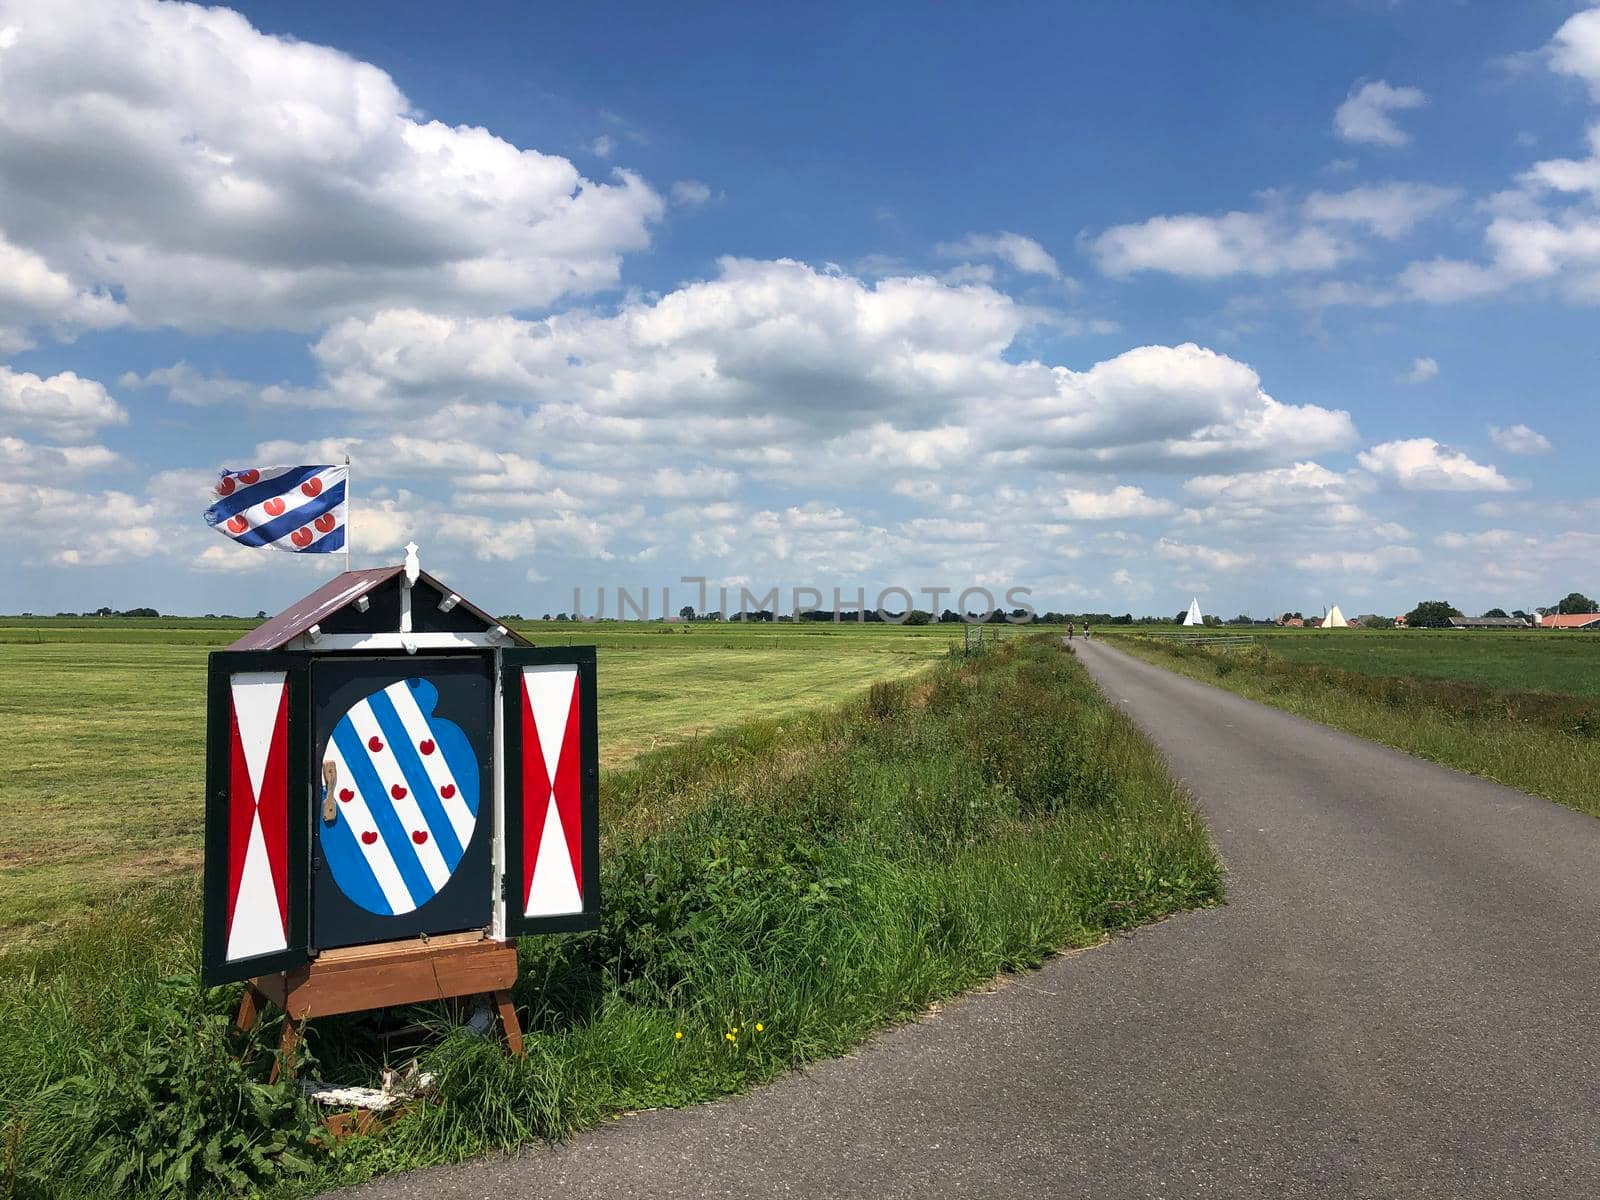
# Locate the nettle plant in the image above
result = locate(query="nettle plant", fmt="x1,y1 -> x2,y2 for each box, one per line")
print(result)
53,976 -> 322,1197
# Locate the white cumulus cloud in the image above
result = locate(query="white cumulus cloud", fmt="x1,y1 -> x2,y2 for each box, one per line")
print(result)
670,180 -> 714,207
1089,211 -> 1348,279
1295,545 -> 1421,573
1488,423 -> 1552,455
1401,356 -> 1439,384
1052,486 -> 1175,520
1519,125 -> 1600,196
1358,438 -> 1514,492
1334,81 -> 1428,147
1003,343 -> 1359,469
0,0 -> 663,333
1400,213 -> 1600,303
1548,7 -> 1600,101
1154,538 -> 1252,572
935,231 -> 1061,278
158,262 -> 1353,482
1303,183 -> 1457,238
0,481 -> 159,565
0,365 -> 127,441
0,436 -> 118,479
1091,183 -> 1454,282
1395,15 -> 1600,306
1180,461 -> 1375,530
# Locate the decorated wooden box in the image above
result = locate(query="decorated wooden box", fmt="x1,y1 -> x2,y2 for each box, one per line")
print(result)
201,547 -> 599,987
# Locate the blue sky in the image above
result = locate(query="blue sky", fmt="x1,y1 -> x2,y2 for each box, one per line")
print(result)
3,0 -> 1599,619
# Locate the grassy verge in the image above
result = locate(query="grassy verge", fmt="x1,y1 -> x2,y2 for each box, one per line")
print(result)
1113,635 -> 1600,818
0,637 -> 1221,1199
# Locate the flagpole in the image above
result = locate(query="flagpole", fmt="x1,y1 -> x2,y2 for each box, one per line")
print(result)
344,453 -> 352,574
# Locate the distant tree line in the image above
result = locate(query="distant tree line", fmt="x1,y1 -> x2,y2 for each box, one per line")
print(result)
1401,591 -> 1597,628
536,607 -> 1183,626
41,608 -> 269,619
50,607 -> 164,618
665,606 -> 1148,625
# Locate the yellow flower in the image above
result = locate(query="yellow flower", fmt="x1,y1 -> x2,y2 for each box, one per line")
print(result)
674,1031 -> 683,1040
725,1032 -> 736,1042
755,1023 -> 764,1033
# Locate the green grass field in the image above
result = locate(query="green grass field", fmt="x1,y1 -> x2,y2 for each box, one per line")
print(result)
1236,628 -> 1600,697
1110,628 -> 1600,816
0,618 -> 981,939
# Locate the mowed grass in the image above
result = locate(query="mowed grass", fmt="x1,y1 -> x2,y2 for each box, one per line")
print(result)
563,623 -> 962,764
1110,629 -> 1600,817
0,619 -> 965,939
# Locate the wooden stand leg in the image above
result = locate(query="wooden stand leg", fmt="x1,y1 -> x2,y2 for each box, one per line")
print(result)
234,983 -> 264,1034
493,989 -> 524,1057
271,1016 -> 302,1084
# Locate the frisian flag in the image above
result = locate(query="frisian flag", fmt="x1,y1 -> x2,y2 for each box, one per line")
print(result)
204,465 -> 347,553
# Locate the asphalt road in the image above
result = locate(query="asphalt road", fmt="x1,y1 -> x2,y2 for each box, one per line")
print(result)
344,638 -> 1600,1199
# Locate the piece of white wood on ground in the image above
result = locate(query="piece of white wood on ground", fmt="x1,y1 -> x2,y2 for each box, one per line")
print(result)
300,1063 -> 436,1112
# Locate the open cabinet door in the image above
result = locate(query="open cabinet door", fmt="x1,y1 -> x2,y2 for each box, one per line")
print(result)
500,647 -> 600,936
202,652 -> 312,986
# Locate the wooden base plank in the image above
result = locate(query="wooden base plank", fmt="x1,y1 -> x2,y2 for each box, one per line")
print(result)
264,938 -> 517,1020
246,938 -> 523,1087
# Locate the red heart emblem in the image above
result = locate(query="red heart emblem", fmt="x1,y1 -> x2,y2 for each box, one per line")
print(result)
361,830 -> 378,845
314,513 -> 336,533
411,830 -> 428,845
290,527 -> 313,548
217,476 -> 236,496
238,469 -> 260,485
368,736 -> 383,752
226,515 -> 249,534
440,783 -> 456,800
419,739 -> 435,755
263,497 -> 285,517
301,477 -> 323,498
338,788 -> 353,802
390,784 -> 407,800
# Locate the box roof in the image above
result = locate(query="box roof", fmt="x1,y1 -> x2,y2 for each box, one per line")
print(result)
227,564 -> 532,651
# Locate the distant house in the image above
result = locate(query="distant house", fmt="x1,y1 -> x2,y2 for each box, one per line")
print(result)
1393,614 -> 1407,628
1447,615 -> 1530,630
1305,616 -> 1324,628
1281,616 -> 1304,628
1536,613 -> 1600,630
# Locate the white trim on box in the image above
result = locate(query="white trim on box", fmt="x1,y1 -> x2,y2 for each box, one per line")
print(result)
284,631 -> 511,653
491,655 -> 507,941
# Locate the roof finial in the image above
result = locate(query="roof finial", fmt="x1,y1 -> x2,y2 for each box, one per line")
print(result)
403,542 -> 420,588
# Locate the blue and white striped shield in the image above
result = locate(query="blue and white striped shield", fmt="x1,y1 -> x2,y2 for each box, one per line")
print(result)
319,677 -> 480,916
